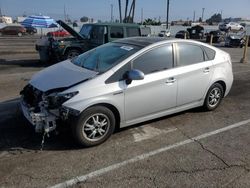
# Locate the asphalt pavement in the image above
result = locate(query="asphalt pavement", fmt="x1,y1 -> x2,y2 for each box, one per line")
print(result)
0,37 -> 250,188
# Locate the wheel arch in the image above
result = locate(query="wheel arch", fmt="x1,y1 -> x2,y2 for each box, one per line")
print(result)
214,80 -> 226,96
84,103 -> 121,131
64,46 -> 82,56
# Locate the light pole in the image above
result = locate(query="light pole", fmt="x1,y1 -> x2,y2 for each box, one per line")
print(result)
166,0 -> 170,29
201,8 -> 205,22
111,4 -> 114,22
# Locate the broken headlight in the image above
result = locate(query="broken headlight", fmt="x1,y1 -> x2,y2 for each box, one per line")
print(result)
47,91 -> 79,109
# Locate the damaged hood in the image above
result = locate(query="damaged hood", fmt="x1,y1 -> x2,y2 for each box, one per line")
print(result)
30,60 -> 98,92
56,20 -> 85,40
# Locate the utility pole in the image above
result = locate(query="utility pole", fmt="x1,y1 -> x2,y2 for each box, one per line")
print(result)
131,0 -> 136,23
201,8 -> 205,22
118,0 -> 122,23
64,5 -> 66,22
166,0 -> 170,29
124,0 -> 129,23
111,4 -> 114,22
141,8 -> 143,24
193,10 -> 196,22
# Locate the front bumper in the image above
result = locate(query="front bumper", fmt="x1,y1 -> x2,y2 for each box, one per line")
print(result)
20,100 -> 57,133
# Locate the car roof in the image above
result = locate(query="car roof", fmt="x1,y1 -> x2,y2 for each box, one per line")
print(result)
113,37 -> 169,47
85,22 -> 140,27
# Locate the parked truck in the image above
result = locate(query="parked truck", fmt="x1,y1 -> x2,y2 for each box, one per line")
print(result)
36,20 -> 145,62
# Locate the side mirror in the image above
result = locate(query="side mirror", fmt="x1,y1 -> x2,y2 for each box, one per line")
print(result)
125,69 -> 144,85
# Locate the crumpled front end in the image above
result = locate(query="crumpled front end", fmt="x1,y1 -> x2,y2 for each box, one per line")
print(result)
20,84 -> 69,133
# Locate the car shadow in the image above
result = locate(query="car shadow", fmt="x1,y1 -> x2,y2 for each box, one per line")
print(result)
0,98 -> 81,153
0,58 -> 51,68
0,97 -> 207,152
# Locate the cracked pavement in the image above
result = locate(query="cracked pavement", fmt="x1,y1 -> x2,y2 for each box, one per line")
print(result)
1,38 -> 250,187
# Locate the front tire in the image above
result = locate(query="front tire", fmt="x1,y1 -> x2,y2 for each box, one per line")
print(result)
65,49 -> 81,59
17,32 -> 22,37
203,83 -> 224,111
72,106 -> 116,147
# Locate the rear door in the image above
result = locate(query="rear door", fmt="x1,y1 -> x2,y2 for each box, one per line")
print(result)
175,42 -> 214,106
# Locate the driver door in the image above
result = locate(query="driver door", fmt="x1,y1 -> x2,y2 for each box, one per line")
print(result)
89,26 -> 106,49
124,44 -> 177,123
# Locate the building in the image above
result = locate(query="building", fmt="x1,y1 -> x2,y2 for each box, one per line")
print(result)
17,16 -> 27,23
0,16 -> 13,24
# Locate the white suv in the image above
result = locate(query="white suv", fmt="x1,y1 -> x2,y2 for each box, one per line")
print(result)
219,22 -> 244,31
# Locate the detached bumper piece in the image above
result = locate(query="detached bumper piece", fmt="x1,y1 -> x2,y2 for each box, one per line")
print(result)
21,100 -> 57,133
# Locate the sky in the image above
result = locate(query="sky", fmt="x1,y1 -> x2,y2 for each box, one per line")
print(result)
0,0 -> 250,22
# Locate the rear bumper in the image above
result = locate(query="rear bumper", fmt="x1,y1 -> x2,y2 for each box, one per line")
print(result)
20,100 -> 57,133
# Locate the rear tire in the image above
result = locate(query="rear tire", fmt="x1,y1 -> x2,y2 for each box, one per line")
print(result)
203,83 -> 224,111
71,106 -> 116,147
0,32 -> 2,36
17,32 -> 22,37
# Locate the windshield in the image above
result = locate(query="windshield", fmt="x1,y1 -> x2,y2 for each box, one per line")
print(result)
72,42 -> 140,73
79,25 -> 92,38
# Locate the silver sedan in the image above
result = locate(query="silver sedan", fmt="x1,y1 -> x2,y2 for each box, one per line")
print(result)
20,37 -> 233,147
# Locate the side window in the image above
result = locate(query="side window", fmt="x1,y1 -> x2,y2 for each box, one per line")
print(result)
90,26 -> 105,44
177,43 -> 204,66
110,27 -> 124,38
105,63 -> 131,84
132,44 -> 173,75
203,46 -> 216,61
126,27 -> 140,37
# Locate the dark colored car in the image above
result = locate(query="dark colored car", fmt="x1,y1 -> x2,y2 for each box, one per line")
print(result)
225,35 -> 250,48
42,20 -> 142,61
0,25 -> 26,36
206,30 -> 224,43
175,30 -> 190,39
187,25 -> 204,39
225,35 -> 244,47
25,26 -> 37,35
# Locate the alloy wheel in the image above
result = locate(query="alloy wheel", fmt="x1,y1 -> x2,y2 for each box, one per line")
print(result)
82,113 -> 110,142
208,87 -> 222,108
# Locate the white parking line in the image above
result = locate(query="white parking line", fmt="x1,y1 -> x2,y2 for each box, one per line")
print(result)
50,118 -> 250,188
133,125 -> 177,142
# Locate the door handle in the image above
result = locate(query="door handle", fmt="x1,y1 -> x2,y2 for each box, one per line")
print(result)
203,67 -> 210,73
166,77 -> 176,84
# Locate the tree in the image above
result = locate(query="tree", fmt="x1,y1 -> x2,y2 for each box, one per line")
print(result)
80,16 -> 89,22
143,18 -> 161,26
206,13 -> 222,24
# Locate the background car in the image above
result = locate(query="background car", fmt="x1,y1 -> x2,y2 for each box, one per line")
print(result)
206,30 -> 224,43
0,25 -> 26,36
47,29 -> 70,37
175,30 -> 190,39
21,37 -> 233,147
158,30 -> 170,37
219,22 -> 244,31
24,26 -> 37,35
225,34 -> 249,48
